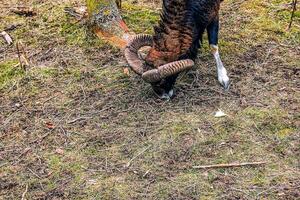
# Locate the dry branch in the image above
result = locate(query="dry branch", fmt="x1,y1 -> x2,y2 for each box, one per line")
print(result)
21,184 -> 28,200
16,41 -> 30,71
193,161 -> 267,169
126,146 -> 151,167
288,0 -> 298,30
11,7 -> 36,17
67,116 -> 92,124
4,24 -> 21,32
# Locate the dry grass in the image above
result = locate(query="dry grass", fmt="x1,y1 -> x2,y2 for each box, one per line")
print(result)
0,0 -> 299,199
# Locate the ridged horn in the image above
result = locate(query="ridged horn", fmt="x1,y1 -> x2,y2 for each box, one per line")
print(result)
142,59 -> 194,83
124,34 -> 153,75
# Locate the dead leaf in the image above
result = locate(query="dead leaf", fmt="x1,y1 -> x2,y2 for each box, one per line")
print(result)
45,122 -> 54,129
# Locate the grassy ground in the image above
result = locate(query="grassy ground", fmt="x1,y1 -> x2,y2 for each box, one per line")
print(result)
0,0 -> 299,199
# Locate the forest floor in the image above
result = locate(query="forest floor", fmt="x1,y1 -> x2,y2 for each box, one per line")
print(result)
0,0 -> 299,199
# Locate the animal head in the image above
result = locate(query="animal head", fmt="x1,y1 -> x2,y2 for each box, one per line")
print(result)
124,34 -> 194,98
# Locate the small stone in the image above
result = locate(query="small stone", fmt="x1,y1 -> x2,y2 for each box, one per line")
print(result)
55,148 -> 64,155
87,179 -> 97,185
214,110 -> 227,118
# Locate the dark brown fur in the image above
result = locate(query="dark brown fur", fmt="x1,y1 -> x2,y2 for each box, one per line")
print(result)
145,0 -> 222,68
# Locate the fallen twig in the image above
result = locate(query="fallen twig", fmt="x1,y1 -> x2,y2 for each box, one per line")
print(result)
288,0 -> 298,30
193,161 -> 267,169
126,145 -> 151,167
30,129 -> 54,144
27,168 -> 42,179
4,24 -> 21,32
0,162 -> 8,168
16,41 -> 30,71
67,116 -> 92,124
18,147 -> 32,158
21,184 -> 28,200
13,147 -> 32,165
11,7 -> 36,17
16,41 -> 24,70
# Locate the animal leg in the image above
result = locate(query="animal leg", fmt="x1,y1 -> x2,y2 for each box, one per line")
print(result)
207,17 -> 230,90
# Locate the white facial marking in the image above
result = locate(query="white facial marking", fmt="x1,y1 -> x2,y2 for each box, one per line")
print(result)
168,89 -> 174,98
210,45 -> 230,90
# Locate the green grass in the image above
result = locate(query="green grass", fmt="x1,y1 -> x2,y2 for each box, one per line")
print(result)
0,60 -> 24,89
122,3 -> 160,34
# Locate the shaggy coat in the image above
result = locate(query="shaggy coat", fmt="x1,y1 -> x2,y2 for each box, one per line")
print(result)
145,0 -> 222,67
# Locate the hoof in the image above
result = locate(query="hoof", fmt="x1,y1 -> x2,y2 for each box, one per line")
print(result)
221,80 -> 230,91
155,89 -> 174,100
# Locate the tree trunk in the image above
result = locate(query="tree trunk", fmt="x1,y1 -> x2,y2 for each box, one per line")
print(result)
86,0 -> 130,48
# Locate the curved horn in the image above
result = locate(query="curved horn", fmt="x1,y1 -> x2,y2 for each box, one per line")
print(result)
124,34 -> 153,75
142,59 -> 194,83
